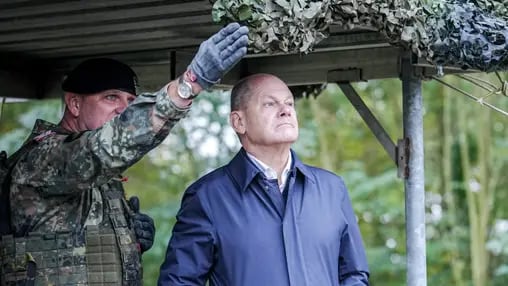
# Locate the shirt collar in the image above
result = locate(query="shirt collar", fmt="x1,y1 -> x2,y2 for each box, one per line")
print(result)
246,151 -> 292,191
226,148 -> 315,192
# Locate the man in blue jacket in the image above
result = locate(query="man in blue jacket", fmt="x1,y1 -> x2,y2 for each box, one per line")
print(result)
158,74 -> 370,286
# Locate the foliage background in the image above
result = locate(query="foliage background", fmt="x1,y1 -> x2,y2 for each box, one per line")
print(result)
1,73 -> 507,285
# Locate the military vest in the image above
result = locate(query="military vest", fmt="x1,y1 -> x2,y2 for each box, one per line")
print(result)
0,130 -> 142,285
0,191 -> 142,286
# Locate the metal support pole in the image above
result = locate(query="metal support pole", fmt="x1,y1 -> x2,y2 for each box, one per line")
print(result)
338,83 -> 397,164
401,56 -> 427,286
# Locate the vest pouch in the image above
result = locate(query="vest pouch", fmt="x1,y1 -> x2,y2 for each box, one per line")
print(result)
0,232 -> 88,285
1,234 -> 27,285
107,197 -> 142,284
85,225 -> 123,284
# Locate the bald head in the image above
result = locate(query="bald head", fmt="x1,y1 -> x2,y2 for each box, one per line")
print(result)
230,74 -> 286,112
229,73 -> 298,151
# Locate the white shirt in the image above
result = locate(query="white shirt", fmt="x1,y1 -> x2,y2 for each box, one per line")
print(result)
247,152 -> 292,192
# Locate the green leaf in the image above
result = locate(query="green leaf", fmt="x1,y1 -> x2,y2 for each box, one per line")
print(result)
212,7 -> 226,23
274,0 -> 291,11
238,4 -> 252,21
401,26 -> 414,42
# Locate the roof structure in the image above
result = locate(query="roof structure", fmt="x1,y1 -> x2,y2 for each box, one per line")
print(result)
0,0 -> 459,100
2,2 -> 471,286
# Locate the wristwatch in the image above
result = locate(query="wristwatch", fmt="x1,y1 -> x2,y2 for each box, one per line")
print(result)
177,75 -> 197,99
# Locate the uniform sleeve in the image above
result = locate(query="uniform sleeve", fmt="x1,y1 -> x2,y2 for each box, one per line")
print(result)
12,86 -> 190,194
158,188 -> 216,286
338,179 -> 370,286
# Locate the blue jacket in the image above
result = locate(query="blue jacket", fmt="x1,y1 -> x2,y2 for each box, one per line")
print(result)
159,148 -> 369,286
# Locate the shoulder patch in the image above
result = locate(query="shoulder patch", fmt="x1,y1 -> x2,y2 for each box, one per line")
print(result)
33,130 -> 56,142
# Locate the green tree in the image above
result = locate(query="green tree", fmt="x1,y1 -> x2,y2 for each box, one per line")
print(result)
1,72 -> 507,285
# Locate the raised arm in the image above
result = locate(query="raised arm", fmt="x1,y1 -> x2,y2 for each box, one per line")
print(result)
12,23 -> 248,195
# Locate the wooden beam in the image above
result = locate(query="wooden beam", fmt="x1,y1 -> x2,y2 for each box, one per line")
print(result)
0,15 -> 214,44
0,26 -> 218,52
0,0 -> 166,18
0,1 -> 211,32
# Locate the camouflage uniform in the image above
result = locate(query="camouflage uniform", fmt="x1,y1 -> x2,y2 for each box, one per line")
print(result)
0,86 -> 189,285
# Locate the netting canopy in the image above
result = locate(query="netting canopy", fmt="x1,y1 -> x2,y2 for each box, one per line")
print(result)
212,0 -> 508,72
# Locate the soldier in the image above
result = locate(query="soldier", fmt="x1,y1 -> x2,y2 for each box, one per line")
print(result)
0,23 -> 248,285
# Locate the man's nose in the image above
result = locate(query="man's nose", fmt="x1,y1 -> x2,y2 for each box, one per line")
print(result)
279,104 -> 292,117
116,99 -> 130,114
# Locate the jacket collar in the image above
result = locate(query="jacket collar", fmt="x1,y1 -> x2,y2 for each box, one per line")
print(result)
31,119 -> 71,136
226,148 -> 315,192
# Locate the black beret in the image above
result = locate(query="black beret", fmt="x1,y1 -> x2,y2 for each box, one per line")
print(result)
62,58 -> 139,96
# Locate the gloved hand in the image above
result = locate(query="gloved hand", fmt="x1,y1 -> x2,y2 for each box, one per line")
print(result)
128,196 -> 155,253
188,22 -> 249,89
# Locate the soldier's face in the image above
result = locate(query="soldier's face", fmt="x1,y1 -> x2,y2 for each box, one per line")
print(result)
77,89 -> 136,130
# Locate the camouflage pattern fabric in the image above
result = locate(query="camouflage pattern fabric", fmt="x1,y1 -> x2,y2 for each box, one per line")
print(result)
212,0 -> 333,54
212,0 -> 508,72
2,85 -> 189,285
472,0 -> 508,20
424,1 -> 508,71
9,85 -> 188,237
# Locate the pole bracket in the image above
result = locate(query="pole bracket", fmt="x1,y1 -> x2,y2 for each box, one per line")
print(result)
397,137 -> 410,179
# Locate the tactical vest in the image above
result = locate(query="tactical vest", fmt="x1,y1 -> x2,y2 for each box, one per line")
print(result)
0,124 -> 143,285
0,197 -> 142,286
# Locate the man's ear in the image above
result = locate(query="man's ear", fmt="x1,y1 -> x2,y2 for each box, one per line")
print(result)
64,93 -> 81,117
230,111 -> 246,135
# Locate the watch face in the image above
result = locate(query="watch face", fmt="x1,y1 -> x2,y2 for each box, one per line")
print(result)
177,80 -> 193,99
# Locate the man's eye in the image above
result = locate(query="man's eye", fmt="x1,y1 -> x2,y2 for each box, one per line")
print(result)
264,102 -> 275,107
105,95 -> 117,100
286,102 -> 294,107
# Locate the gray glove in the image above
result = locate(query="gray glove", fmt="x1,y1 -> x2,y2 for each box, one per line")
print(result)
188,22 -> 249,89
129,196 -> 155,253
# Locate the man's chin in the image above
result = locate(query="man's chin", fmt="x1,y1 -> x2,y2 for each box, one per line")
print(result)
275,135 -> 298,145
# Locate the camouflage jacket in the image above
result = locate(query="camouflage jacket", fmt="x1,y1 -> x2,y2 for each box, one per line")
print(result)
9,85 -> 189,244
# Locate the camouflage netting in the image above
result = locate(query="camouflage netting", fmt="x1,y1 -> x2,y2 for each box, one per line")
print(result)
211,0 -> 333,53
472,0 -> 508,20
425,1 -> 508,71
211,0 -> 508,72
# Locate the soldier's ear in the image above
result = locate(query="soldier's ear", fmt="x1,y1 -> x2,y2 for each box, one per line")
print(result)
230,111 -> 246,135
64,93 -> 81,117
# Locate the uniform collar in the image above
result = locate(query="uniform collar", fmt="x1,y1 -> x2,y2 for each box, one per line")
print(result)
31,119 -> 71,136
